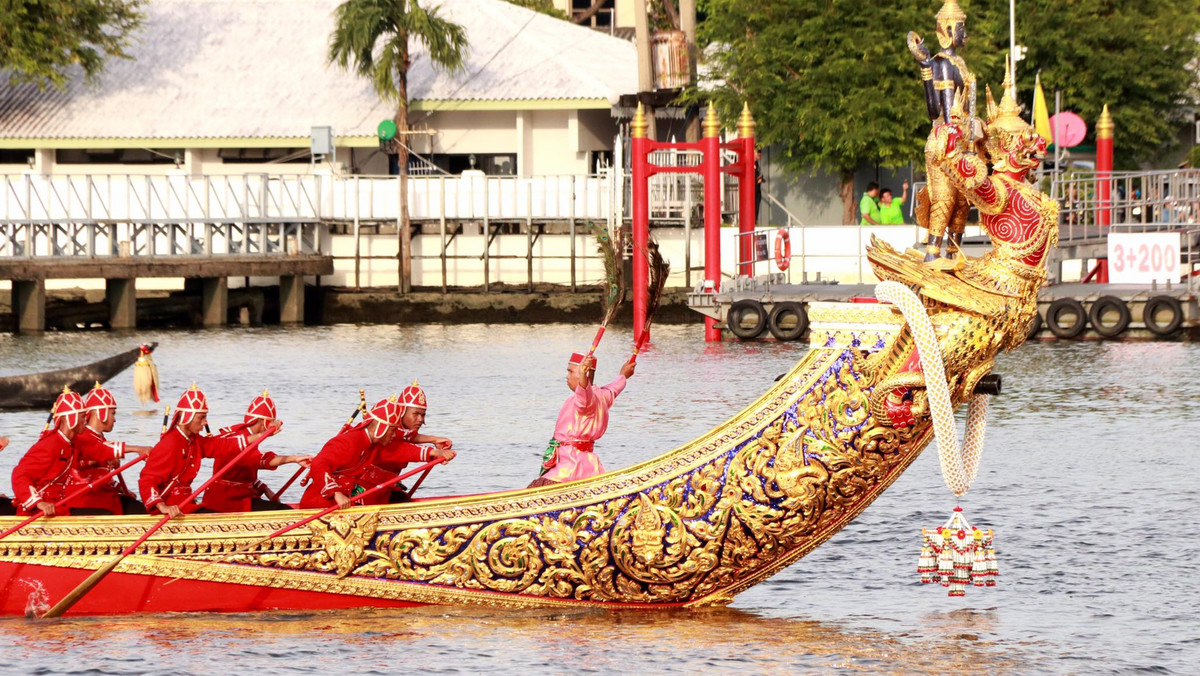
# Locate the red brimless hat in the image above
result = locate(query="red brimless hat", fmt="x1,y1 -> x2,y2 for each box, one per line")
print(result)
244,388 -> 277,424
175,383 -> 209,426
568,352 -> 596,369
51,387 -> 85,430
83,381 -> 117,424
399,381 -> 426,411
364,395 -> 403,428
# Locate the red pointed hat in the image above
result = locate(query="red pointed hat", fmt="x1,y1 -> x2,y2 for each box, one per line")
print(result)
399,381 -> 426,411
83,381 -> 117,424
364,395 -> 403,428
244,388 -> 277,424
175,383 -> 209,426
51,387 -> 85,429
568,353 -> 596,369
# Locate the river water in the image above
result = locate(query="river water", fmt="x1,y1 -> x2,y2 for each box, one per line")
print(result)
0,325 -> 1196,674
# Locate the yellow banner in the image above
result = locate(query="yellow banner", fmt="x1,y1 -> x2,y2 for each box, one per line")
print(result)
1032,73 -> 1053,143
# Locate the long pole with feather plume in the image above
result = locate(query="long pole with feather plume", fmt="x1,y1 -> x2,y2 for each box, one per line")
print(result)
629,237 -> 670,364
586,222 -> 624,355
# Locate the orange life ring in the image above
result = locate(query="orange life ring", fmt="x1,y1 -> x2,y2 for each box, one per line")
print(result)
774,229 -> 791,271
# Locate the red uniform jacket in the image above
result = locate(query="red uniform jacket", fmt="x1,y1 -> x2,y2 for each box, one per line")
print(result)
11,431 -> 76,516
199,428 -> 277,513
139,427 -> 243,513
69,427 -> 129,514
353,438 -> 432,505
300,426 -> 385,509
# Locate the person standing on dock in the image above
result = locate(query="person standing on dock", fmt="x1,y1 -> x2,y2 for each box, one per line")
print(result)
301,395 -> 408,509
201,390 -> 312,512
11,389 -> 87,516
139,385 -> 280,517
68,384 -> 153,515
878,182 -> 911,225
528,353 -> 635,488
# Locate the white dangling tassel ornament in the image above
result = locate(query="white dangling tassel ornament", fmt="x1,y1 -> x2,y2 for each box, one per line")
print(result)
916,507 -> 998,597
133,344 -> 160,405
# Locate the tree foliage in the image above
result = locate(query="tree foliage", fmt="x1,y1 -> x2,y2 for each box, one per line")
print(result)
0,0 -> 143,89
501,0 -> 567,20
693,0 -> 1200,183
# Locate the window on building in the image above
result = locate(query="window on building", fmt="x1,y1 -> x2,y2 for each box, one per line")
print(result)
0,150 -> 34,165
419,153 -> 517,176
56,148 -> 183,164
219,148 -> 311,164
572,0 -> 614,28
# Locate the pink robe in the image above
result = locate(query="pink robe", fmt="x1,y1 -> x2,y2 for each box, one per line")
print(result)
542,375 -> 626,483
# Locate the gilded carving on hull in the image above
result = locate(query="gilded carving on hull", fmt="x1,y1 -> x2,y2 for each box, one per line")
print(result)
0,311 -> 970,609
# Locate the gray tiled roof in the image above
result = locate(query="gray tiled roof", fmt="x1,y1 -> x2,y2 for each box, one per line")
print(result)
0,0 -> 637,142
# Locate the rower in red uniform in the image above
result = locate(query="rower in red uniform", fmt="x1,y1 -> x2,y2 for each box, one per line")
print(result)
11,389 -> 87,516
301,394 -> 414,509
139,384 -> 280,518
69,383 -> 153,515
357,381 -> 456,504
0,436 -> 12,515
201,389 -> 311,512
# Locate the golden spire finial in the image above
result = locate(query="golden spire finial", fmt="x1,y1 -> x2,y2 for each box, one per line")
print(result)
93,381 -> 102,390
262,387 -> 270,397
936,0 -> 966,24
702,104 -> 721,138
61,385 -> 71,394
737,102 -> 756,139
1097,104 -> 1114,139
388,394 -> 398,402
632,102 -> 648,139
190,382 -> 199,391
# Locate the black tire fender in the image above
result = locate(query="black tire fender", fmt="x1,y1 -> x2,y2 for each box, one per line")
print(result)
1046,298 -> 1088,339
767,302 -> 808,341
1088,295 -> 1131,339
1026,311 -> 1043,341
1142,295 -> 1184,336
727,299 -> 768,340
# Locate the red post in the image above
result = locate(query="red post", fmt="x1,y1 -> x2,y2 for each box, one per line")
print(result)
702,106 -> 723,341
631,104 -> 650,347
736,104 -> 757,276
1096,104 -> 1113,227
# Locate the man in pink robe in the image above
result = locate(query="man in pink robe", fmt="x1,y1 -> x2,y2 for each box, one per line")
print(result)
528,352 -> 635,487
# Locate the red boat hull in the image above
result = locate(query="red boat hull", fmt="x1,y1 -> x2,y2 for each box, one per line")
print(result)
0,561 -> 424,616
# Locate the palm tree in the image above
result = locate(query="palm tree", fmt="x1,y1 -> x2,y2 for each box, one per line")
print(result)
329,0 -> 467,293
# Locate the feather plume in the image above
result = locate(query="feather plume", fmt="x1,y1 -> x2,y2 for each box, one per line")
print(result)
633,236 -> 671,357
587,223 -> 624,353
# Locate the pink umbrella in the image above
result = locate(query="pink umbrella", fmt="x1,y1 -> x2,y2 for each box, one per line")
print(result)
1048,111 -> 1088,148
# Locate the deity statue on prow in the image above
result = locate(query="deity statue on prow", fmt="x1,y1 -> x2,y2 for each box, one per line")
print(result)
908,0 -> 978,268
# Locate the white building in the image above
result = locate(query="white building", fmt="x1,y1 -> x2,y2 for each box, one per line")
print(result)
0,0 -> 637,178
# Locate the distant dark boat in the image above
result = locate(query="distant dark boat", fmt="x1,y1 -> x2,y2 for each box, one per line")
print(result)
0,343 -> 157,410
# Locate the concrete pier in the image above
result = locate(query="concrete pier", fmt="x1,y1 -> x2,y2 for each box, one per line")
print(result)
279,275 -> 305,324
201,278 -> 229,327
2,255 -> 331,332
106,278 -> 137,330
13,279 -> 45,334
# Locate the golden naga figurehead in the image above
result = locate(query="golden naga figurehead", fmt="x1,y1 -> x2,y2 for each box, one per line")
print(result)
983,58 -> 1047,174
935,0 -> 967,49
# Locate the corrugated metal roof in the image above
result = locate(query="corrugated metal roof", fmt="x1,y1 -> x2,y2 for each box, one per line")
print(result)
0,0 -> 637,142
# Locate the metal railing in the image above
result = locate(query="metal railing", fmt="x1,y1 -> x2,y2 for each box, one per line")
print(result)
1053,168 -> 1200,242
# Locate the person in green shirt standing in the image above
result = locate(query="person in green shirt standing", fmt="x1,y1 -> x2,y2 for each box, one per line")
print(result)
877,181 -> 910,225
859,182 -> 881,225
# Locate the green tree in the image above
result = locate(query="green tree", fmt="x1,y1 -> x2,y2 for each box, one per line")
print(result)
1015,0 -> 1200,169
501,0 -> 567,19
0,0 -> 143,88
692,0 -> 1199,221
329,0 -> 468,292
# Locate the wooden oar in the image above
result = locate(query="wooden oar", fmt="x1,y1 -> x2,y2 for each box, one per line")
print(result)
161,457 -> 445,586
41,429 -> 276,619
0,453 -> 149,542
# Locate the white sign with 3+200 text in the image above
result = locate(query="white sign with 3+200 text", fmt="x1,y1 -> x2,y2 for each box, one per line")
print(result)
1107,232 -> 1180,284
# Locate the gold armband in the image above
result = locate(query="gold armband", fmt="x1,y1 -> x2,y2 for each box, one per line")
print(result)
934,80 -> 955,91
920,67 -> 933,81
